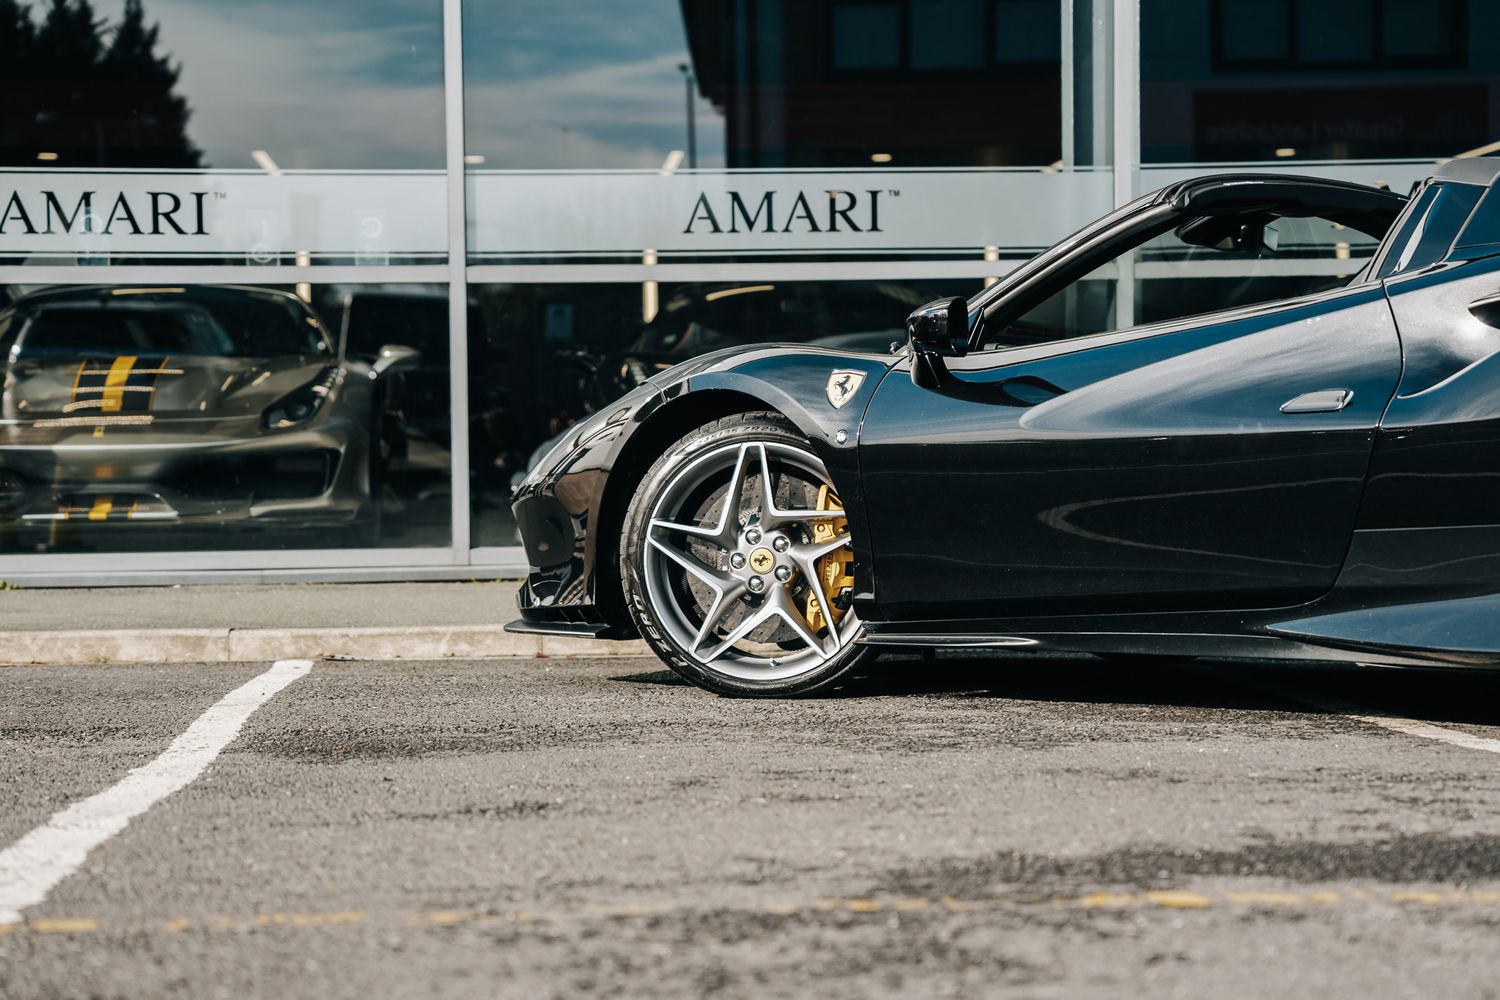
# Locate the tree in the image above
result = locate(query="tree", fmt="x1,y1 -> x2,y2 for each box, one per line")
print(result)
0,0 -> 201,167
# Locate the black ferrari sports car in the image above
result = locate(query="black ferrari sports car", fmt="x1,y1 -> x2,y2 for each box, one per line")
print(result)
0,285 -> 419,543
507,159 -> 1500,696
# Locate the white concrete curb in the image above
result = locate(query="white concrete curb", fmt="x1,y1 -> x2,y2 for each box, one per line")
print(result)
0,626 -> 652,664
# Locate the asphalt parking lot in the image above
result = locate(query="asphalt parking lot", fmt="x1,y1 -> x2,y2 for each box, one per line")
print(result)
4,652 -> 1500,999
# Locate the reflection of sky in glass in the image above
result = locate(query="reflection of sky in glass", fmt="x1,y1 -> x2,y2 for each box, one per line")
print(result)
462,0 -> 725,170
148,0 -> 445,169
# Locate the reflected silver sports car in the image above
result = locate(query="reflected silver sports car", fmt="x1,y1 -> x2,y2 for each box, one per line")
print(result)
0,285 -> 417,540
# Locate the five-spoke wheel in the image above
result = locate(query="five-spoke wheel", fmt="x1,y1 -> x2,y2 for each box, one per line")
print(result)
621,412 -> 871,696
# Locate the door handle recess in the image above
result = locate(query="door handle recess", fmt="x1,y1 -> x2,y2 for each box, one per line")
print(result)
1281,389 -> 1353,414
1471,292 -> 1500,329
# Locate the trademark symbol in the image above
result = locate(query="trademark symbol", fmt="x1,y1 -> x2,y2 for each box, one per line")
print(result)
213,191 -> 228,200
888,190 -> 901,197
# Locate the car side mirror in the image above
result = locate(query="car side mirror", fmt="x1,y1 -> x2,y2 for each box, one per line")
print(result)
906,297 -> 969,388
371,343 -> 421,378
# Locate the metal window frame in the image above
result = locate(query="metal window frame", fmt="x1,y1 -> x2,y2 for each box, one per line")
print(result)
0,0 -> 1133,587
1111,0 -> 1137,327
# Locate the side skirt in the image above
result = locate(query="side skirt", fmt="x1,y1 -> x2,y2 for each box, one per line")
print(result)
857,627 -> 1493,668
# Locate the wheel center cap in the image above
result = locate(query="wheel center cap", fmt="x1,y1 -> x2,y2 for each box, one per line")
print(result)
748,548 -> 775,574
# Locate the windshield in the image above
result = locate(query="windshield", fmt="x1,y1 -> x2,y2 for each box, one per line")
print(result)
15,290 -> 329,359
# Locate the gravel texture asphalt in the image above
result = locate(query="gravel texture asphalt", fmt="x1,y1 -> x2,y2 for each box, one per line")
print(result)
4,652 -> 1500,999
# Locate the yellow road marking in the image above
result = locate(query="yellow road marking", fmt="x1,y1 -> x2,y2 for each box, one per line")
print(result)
257,910 -> 367,928
17,888 -> 1500,936
30,918 -> 98,933
1074,891 -> 1137,909
1145,890 -> 1214,909
418,909 -> 474,927
100,356 -> 137,413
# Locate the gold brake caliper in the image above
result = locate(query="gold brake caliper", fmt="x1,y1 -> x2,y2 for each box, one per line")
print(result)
806,484 -> 854,632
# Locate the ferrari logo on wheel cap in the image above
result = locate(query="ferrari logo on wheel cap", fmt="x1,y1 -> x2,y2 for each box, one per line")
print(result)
825,370 -> 866,409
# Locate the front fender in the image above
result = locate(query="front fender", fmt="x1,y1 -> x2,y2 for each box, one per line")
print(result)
674,350 -> 896,611
510,347 -> 898,629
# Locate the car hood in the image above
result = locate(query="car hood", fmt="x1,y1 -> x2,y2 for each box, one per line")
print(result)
2,354 -> 333,424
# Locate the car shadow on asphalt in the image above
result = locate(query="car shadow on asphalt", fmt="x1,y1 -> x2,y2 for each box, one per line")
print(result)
613,652 -> 1500,727
851,652 -> 1500,727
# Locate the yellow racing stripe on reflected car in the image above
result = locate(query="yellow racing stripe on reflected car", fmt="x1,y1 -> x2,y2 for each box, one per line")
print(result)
87,497 -> 113,521
100,356 -> 138,413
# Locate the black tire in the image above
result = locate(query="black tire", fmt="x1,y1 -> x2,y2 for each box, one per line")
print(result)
620,411 -> 873,697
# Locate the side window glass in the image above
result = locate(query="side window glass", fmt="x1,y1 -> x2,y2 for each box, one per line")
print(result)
1455,185 -> 1500,251
983,213 -> 1379,350
1376,183 -> 1484,279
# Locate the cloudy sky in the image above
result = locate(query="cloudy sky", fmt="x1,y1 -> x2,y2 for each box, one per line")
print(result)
131,0 -> 723,170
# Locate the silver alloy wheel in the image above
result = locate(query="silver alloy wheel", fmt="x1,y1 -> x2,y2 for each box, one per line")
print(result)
641,439 -> 858,681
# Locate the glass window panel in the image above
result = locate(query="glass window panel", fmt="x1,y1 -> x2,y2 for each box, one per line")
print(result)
1456,186 -> 1500,250
1376,182 -> 1484,278
465,0 -> 1064,188
1381,0 -> 1451,58
0,282 -> 452,553
833,3 -> 902,69
0,0 -> 444,169
911,0 -> 985,70
994,0 -> 1061,65
462,0 -> 726,170
1143,0 -> 1498,162
1219,0 -> 1289,62
0,0 -> 446,267
468,279 -> 980,548
1296,0 -> 1373,63
983,212 -> 1377,350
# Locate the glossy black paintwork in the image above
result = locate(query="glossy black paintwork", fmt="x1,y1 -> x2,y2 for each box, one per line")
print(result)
861,284 -> 1401,619
509,346 -> 895,626
508,161 -> 1500,670
1359,253 -> 1500,529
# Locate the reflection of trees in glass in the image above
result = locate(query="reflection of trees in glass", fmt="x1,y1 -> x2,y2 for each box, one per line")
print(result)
0,0 -> 200,167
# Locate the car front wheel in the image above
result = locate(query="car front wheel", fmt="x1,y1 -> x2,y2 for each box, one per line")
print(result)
620,411 -> 872,696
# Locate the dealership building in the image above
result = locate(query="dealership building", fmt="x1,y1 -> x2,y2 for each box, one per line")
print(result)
0,0 -> 1495,584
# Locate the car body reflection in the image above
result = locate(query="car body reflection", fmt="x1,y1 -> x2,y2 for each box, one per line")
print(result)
0,285 -> 418,548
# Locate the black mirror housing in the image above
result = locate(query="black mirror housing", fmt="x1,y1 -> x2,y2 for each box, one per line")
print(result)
906,297 -> 970,358
907,297 -> 969,388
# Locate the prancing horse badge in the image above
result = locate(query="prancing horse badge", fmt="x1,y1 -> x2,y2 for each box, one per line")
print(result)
825,370 -> 865,409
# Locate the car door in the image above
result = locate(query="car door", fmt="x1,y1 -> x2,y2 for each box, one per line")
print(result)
858,189 -> 1405,622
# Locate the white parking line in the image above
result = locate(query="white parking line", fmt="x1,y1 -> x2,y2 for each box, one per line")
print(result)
0,659 -> 312,925
1320,701 -> 1500,755
1345,714 -> 1500,755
